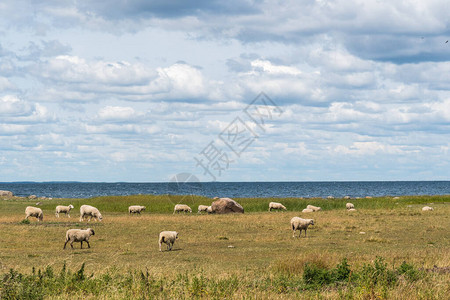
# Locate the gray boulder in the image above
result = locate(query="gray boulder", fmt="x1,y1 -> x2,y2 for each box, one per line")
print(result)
211,197 -> 244,214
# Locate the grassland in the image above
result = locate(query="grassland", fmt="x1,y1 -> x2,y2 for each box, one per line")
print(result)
0,194 -> 449,299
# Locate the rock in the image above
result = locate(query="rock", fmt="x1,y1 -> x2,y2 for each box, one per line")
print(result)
327,196 -> 334,199
344,196 -> 351,199
28,195 -> 37,199
422,206 -> 434,211
302,208 -> 314,213
365,196 -> 372,199
211,197 -> 244,214
0,190 -> 13,198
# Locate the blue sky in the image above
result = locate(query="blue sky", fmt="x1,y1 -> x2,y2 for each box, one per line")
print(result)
1,0 -> 449,182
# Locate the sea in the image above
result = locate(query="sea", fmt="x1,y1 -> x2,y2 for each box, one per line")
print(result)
1,181 -> 450,199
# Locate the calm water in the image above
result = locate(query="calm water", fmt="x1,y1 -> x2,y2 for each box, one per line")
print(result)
1,181 -> 450,199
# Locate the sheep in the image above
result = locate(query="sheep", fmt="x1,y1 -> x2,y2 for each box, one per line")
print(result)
25,206 -> 43,222
128,205 -> 146,215
197,205 -> 209,213
344,196 -> 351,200
206,206 -> 213,214
79,205 -> 103,222
306,205 -> 322,212
422,206 -> 434,211
348,208 -> 357,212
159,231 -> 178,251
346,203 -> 355,210
63,228 -> 95,249
173,204 -> 192,214
302,208 -> 314,213
55,204 -> 74,218
291,217 -> 314,238
268,202 -> 287,211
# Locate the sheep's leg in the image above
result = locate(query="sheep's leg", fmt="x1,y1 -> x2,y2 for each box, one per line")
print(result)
80,241 -> 83,249
86,241 -> 90,248
55,212 -> 59,218
292,229 -> 296,238
67,213 -> 70,218
70,241 -> 74,249
63,240 -> 68,249
159,242 -> 162,252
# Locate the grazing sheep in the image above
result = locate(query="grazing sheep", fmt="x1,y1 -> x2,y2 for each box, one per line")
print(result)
346,203 -> 355,210
55,204 -> 74,218
79,205 -> 103,222
327,196 -> 334,199
25,206 -> 43,222
344,196 -> 351,200
197,205 -> 209,213
268,202 -> 287,211
63,228 -> 95,249
128,205 -> 146,215
290,217 -> 314,238
173,204 -> 192,214
302,208 -> 314,213
422,206 -> 434,211
159,231 -> 178,251
306,205 -> 322,212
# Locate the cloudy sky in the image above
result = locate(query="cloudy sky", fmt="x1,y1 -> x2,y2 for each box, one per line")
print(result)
1,0 -> 450,182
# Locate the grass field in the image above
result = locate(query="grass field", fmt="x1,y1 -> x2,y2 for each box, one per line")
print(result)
0,194 -> 449,299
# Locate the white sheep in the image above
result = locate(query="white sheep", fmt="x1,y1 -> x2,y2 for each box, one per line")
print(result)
290,217 -> 314,238
63,228 -> 95,249
268,202 -> 287,211
422,206 -> 434,211
79,205 -> 103,222
159,231 -> 178,251
302,208 -> 314,213
197,205 -> 209,213
346,203 -> 355,210
206,206 -> 213,214
25,206 -> 43,222
306,205 -> 322,212
173,204 -> 192,214
128,205 -> 146,215
55,205 -> 74,218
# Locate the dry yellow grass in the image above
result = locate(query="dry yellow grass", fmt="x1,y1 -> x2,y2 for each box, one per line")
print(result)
0,203 -> 449,275
0,197 -> 449,298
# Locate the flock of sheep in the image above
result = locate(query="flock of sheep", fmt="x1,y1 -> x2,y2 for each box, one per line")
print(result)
23,199 -> 435,251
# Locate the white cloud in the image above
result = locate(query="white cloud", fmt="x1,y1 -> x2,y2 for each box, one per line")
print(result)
97,106 -> 139,121
0,95 -> 33,116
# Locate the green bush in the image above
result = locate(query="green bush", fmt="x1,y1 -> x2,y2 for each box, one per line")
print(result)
397,261 -> 422,282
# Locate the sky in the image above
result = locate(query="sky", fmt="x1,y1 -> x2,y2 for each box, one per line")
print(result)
1,0 -> 450,182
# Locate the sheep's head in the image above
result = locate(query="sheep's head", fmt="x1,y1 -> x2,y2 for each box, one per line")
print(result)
142,206 -> 146,210
97,213 -> 103,221
89,228 -> 95,235
175,232 -> 179,240
309,219 -> 315,225
69,204 -> 74,209
39,213 -> 43,221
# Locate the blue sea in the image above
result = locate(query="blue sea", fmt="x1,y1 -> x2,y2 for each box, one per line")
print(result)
1,181 -> 450,199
